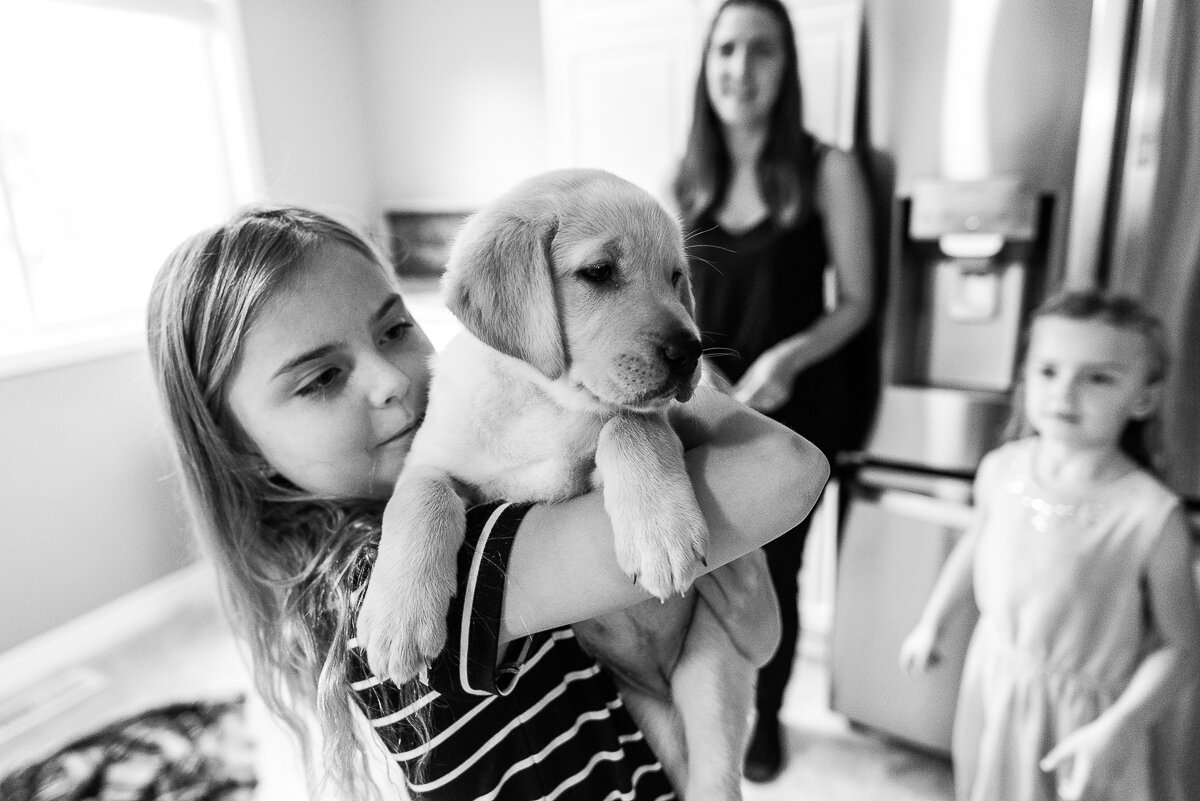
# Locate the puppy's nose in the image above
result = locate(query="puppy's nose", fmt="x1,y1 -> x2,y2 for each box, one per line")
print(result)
662,334 -> 701,378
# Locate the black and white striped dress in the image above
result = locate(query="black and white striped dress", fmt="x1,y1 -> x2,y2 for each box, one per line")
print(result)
347,501 -> 677,801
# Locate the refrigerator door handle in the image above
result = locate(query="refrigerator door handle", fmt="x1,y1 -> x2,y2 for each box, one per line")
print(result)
874,488 -> 974,529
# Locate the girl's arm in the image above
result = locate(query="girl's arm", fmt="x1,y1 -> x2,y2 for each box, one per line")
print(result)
498,386 -> 828,643
734,148 -> 875,410
1105,507 -> 1200,728
1040,507 -> 1200,798
899,520 -> 979,672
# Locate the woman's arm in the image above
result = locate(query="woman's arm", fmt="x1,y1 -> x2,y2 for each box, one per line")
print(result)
734,148 -> 875,411
498,386 -> 828,643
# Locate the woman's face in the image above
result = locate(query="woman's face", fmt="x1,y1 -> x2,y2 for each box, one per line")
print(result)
705,3 -> 788,129
226,242 -> 434,499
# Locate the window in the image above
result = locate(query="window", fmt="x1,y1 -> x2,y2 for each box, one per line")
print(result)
0,0 -> 259,373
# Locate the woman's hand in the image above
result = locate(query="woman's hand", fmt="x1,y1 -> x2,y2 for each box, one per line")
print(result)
1039,716 -> 1122,800
693,548 -> 780,667
898,621 -> 941,674
732,347 -> 798,413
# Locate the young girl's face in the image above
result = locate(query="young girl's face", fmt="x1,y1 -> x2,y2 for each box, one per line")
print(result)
705,4 -> 787,128
1023,316 -> 1158,451
226,242 -> 434,499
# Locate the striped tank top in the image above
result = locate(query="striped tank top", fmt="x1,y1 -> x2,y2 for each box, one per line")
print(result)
347,501 -> 677,800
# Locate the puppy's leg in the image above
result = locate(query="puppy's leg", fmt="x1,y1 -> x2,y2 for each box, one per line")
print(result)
596,412 -> 708,600
357,464 -> 466,683
619,688 -> 689,796
672,600 -> 754,801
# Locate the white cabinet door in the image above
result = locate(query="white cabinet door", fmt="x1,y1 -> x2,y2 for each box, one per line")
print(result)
789,0 -> 863,149
540,0 -> 703,196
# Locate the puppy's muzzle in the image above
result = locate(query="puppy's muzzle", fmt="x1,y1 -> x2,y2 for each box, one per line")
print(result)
662,333 -> 702,402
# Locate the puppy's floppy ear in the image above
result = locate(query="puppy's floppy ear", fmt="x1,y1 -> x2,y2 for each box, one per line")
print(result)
442,208 -> 566,378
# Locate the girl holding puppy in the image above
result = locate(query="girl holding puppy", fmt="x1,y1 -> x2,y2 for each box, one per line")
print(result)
148,206 -> 827,800
900,291 -> 1200,801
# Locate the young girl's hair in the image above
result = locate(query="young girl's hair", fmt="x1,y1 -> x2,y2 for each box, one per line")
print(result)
672,0 -> 818,229
1005,289 -> 1170,472
147,206 -> 407,799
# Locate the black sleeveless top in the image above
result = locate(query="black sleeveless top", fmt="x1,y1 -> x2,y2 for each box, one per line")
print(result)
687,188 -> 851,457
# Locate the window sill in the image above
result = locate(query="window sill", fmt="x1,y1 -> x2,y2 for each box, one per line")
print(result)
0,319 -> 146,380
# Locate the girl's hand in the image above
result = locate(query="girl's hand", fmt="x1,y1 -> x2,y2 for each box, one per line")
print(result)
898,621 -> 941,674
693,548 -> 780,668
732,348 -> 797,413
1039,717 -> 1121,800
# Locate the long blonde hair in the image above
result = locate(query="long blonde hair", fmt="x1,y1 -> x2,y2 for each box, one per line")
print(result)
146,206 -> 406,799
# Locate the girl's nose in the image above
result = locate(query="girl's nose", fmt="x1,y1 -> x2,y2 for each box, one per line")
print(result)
365,355 -> 412,407
1057,375 -> 1081,404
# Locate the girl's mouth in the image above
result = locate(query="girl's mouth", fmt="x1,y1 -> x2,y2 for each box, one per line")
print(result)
378,415 -> 424,448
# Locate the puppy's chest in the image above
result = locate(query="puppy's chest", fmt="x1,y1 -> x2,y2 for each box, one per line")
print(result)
469,399 -> 605,503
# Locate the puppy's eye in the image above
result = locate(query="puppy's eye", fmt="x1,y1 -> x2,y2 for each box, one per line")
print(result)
579,262 -> 614,284
671,270 -> 684,288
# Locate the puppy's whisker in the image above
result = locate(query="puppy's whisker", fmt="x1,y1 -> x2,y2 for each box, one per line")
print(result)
684,242 -> 736,255
682,224 -> 720,243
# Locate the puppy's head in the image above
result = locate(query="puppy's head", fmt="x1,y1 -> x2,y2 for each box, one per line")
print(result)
443,168 -> 701,412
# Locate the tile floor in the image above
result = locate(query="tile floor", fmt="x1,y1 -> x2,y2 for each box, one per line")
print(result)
746,652 -> 953,801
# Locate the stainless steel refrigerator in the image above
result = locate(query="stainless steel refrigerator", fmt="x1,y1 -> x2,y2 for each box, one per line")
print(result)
830,0 -> 1200,773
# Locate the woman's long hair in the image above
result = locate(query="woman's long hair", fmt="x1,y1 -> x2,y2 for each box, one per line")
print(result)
673,0 -> 817,229
1004,289 -> 1170,474
146,206 -> 410,799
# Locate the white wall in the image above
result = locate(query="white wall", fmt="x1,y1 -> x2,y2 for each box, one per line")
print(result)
237,0 -> 378,229
361,0 -> 547,209
0,353 -> 192,652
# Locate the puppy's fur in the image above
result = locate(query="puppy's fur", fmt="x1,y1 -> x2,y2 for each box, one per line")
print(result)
365,169 -> 755,799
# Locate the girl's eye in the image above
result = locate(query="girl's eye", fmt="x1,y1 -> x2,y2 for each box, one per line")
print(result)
1038,365 -> 1056,378
382,320 -> 413,344
749,41 -> 775,59
296,367 -> 342,397
579,262 -> 614,284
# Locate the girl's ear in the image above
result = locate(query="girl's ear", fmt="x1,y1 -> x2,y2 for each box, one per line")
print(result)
1131,380 -> 1164,420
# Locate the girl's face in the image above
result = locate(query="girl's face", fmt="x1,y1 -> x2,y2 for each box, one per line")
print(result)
705,4 -> 788,128
1023,316 -> 1158,451
226,242 -> 434,499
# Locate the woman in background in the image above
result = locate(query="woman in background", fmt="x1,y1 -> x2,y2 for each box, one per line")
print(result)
672,0 -> 876,782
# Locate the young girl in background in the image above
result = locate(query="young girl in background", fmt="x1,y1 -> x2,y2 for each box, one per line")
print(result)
147,206 -> 826,800
900,290 -> 1200,801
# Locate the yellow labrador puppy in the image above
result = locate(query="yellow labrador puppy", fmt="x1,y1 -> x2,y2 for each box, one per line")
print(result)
361,168 -> 764,799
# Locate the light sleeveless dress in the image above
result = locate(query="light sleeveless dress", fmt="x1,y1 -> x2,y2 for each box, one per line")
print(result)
954,438 -> 1181,801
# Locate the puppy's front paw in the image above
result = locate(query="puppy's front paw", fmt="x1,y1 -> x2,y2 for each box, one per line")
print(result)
357,559 -> 457,683
597,413 -> 709,599
610,488 -> 709,600
358,467 -> 468,683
